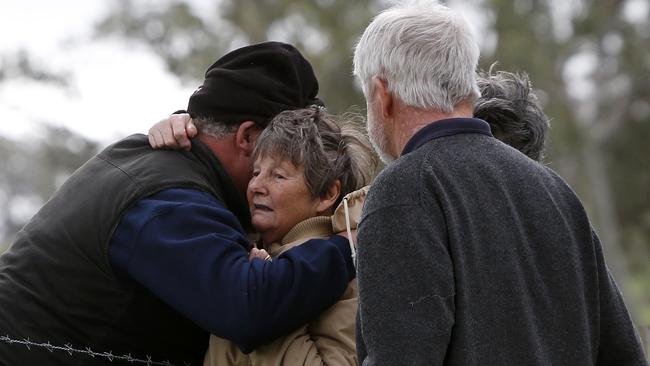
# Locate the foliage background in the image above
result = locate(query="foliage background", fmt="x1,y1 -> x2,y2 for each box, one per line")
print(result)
1,0 -> 649,347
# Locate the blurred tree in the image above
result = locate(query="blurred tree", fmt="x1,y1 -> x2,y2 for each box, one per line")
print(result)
1,49 -> 97,252
95,0 -> 228,84
0,125 -> 98,252
94,0 -> 383,113
0,49 -> 71,86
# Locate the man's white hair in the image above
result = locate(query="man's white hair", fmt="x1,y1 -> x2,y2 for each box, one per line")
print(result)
353,0 -> 481,113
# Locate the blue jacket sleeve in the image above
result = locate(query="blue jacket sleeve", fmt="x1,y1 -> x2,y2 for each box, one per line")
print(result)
109,188 -> 353,353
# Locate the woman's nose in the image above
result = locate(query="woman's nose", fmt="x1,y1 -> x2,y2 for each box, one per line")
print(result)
248,176 -> 267,195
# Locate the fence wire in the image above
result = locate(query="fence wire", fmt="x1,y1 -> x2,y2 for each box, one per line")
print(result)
0,334 -> 192,365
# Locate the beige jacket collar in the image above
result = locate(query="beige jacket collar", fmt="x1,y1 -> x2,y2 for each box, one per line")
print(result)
267,216 -> 332,257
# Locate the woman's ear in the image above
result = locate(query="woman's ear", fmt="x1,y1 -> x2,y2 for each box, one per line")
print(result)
235,121 -> 262,157
316,180 -> 342,215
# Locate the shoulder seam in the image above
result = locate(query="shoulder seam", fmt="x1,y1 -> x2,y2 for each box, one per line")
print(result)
96,154 -> 143,189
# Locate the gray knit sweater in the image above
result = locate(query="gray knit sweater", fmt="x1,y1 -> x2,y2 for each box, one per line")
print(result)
356,123 -> 647,365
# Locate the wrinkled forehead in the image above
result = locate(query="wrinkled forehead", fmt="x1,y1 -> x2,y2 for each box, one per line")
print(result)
253,137 -> 305,169
252,153 -> 303,172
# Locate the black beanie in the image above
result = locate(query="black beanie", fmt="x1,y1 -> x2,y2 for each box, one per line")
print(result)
187,41 -> 324,127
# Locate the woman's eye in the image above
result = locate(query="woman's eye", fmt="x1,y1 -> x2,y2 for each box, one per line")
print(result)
274,173 -> 285,180
252,171 -> 260,177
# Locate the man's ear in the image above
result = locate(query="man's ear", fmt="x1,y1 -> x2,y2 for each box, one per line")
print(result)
316,180 -> 342,215
235,121 -> 262,157
370,76 -> 393,119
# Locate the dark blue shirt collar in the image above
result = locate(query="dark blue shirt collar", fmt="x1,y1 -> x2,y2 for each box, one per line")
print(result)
401,117 -> 493,156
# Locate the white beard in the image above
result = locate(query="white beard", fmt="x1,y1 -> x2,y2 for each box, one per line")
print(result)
367,107 -> 396,164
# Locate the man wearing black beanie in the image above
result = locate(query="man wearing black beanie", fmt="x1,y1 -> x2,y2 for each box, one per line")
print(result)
187,41 -> 324,126
0,42 -> 354,366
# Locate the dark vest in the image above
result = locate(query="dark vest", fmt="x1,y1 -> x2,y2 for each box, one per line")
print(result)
0,134 -> 251,365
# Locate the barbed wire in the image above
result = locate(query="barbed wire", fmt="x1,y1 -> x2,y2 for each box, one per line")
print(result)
0,334 -> 192,365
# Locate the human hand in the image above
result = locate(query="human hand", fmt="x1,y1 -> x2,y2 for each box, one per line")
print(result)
249,247 -> 272,262
148,113 -> 197,151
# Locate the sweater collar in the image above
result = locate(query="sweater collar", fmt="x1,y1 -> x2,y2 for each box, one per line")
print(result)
401,118 -> 492,156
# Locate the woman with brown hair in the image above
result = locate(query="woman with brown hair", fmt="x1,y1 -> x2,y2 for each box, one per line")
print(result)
151,106 -> 377,365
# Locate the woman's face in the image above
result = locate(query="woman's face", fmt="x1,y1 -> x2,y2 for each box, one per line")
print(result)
247,156 -> 327,244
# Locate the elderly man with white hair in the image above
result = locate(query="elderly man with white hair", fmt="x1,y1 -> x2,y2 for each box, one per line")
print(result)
353,1 -> 647,365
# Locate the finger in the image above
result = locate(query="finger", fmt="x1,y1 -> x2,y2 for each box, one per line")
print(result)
249,248 -> 265,261
152,129 -> 166,149
254,249 -> 272,261
250,248 -> 272,261
248,250 -> 256,261
148,124 -> 159,148
148,132 -> 157,149
257,249 -> 269,258
187,119 -> 198,138
161,123 -> 180,149
171,118 -> 191,150
149,118 -> 170,148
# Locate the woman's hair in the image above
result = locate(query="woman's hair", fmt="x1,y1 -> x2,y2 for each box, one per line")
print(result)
474,68 -> 549,162
353,0 -> 480,113
253,106 -> 378,206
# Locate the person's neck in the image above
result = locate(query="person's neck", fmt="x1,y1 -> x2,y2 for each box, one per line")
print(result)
198,133 -> 230,161
197,133 -> 249,196
389,100 -> 474,157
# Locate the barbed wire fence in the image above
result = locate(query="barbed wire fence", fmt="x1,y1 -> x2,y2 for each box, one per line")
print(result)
3,327 -> 649,362
0,334 -> 192,365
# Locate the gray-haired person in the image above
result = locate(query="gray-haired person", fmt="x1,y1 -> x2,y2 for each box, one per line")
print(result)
204,107 -> 377,365
475,69 -> 549,162
0,42 -> 356,365
353,2 -> 647,365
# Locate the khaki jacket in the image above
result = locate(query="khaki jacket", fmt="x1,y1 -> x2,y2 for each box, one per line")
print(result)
204,188 -> 368,366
